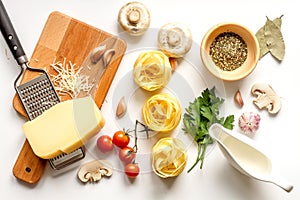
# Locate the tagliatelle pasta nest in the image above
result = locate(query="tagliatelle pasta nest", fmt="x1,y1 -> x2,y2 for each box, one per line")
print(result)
151,137 -> 187,178
142,93 -> 182,132
133,51 -> 172,91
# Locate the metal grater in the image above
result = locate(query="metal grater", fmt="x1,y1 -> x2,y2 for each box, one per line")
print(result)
49,147 -> 85,170
0,0 -> 85,171
16,72 -> 86,170
16,73 -> 60,120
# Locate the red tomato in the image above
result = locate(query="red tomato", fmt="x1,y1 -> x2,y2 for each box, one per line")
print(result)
97,135 -> 113,153
119,146 -> 136,164
124,163 -> 140,178
112,131 -> 130,148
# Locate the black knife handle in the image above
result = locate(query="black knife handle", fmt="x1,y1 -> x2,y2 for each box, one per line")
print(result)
0,0 -> 27,65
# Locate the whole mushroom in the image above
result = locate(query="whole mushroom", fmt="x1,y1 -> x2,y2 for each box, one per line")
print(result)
251,83 -> 281,114
158,23 -> 193,58
118,2 -> 151,36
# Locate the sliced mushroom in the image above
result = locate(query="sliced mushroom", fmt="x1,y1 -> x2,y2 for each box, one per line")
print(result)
251,83 -> 281,114
118,2 -> 151,36
77,160 -> 113,183
158,23 -> 192,58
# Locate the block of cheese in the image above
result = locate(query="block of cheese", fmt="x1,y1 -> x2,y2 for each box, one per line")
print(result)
22,96 -> 105,159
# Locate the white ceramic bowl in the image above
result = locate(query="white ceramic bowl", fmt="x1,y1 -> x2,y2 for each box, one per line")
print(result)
200,22 -> 259,81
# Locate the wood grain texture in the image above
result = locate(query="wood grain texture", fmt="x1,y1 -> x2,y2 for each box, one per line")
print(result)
12,11 -> 126,184
12,139 -> 47,184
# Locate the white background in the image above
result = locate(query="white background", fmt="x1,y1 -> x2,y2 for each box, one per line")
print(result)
0,0 -> 299,200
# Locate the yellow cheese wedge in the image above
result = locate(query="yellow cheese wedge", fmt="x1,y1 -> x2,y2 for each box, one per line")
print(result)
22,96 -> 105,159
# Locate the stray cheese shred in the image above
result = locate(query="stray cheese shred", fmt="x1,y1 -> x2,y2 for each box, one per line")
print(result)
133,51 -> 172,91
50,57 -> 94,98
151,137 -> 187,178
142,93 -> 182,132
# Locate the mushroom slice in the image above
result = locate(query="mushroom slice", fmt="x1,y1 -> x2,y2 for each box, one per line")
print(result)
158,23 -> 193,58
77,160 -> 113,183
251,83 -> 281,114
118,2 -> 151,36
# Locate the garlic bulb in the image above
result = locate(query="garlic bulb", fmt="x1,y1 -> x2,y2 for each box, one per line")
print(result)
238,112 -> 261,134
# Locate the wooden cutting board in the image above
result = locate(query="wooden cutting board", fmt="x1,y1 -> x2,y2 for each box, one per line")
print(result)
12,11 -> 126,184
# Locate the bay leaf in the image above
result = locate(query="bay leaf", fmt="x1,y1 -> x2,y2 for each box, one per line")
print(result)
255,27 -> 269,59
264,17 -> 285,61
273,15 -> 283,29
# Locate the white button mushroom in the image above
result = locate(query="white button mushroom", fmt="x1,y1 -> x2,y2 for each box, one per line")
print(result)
158,23 -> 193,58
77,160 -> 113,183
118,2 -> 151,36
251,83 -> 281,114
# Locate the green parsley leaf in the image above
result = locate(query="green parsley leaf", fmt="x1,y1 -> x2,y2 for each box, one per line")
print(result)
183,87 -> 234,172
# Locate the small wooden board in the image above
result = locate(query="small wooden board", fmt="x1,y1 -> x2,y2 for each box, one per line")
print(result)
12,11 -> 126,184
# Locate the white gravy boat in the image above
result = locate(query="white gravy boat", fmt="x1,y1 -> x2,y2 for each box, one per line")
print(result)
209,124 -> 293,192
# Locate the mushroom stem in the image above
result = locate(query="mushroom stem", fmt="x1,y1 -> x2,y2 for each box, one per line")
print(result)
167,29 -> 181,47
118,2 -> 151,36
127,9 -> 140,24
158,23 -> 192,58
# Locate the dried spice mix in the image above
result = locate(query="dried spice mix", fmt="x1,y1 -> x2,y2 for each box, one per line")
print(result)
209,32 -> 248,71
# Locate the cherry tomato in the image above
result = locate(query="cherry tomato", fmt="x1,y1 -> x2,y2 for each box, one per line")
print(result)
124,163 -> 140,178
97,135 -> 113,153
112,130 -> 130,148
119,146 -> 136,164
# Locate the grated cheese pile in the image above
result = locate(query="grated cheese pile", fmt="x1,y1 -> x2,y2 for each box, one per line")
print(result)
50,58 -> 94,98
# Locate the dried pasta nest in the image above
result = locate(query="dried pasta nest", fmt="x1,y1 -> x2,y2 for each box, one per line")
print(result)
151,137 -> 187,178
142,93 -> 182,132
133,51 -> 172,91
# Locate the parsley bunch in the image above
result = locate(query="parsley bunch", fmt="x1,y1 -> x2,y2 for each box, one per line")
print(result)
183,87 -> 234,172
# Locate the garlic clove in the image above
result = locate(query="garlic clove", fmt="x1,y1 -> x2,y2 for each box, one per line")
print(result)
103,49 -> 116,67
238,112 -> 261,134
116,96 -> 127,118
91,45 -> 106,64
234,90 -> 244,107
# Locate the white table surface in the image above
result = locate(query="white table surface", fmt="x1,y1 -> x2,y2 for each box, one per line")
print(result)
1,0 -> 299,199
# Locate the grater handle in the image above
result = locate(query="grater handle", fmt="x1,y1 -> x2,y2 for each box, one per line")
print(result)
0,0 -> 28,65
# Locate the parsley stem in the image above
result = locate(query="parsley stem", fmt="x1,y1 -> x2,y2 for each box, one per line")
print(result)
183,87 -> 234,172
199,143 -> 208,169
187,143 -> 202,173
